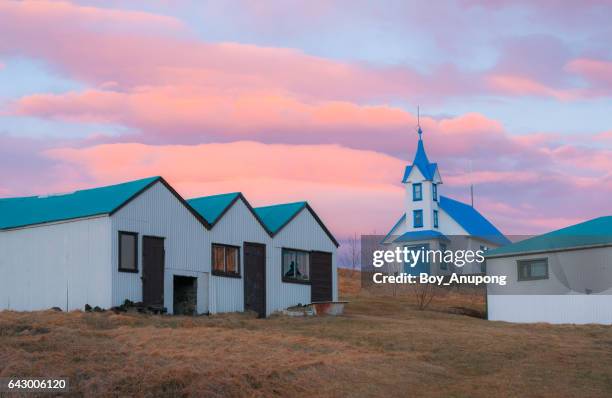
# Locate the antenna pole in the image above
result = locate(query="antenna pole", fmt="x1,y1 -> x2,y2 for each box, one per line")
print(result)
471,184 -> 474,207
469,159 -> 474,207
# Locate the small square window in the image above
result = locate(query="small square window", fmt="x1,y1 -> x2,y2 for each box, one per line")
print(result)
517,259 -> 548,281
413,210 -> 423,228
282,249 -> 310,283
119,231 -> 138,272
433,210 -> 439,228
212,244 -> 241,277
413,183 -> 422,201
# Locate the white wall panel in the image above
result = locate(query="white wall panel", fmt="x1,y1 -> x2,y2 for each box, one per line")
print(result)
206,199 -> 271,314
0,217 -> 112,311
487,247 -> 612,324
488,295 -> 612,324
267,208 -> 338,315
111,182 -> 209,312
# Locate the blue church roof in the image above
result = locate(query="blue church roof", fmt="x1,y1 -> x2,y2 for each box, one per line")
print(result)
439,196 -> 511,246
381,214 -> 406,243
402,128 -> 439,182
394,230 -> 449,243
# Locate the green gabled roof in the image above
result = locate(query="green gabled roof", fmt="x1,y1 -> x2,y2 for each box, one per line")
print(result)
0,176 -> 160,230
254,201 -> 339,247
187,192 -> 240,225
486,216 -> 612,258
253,202 -> 307,234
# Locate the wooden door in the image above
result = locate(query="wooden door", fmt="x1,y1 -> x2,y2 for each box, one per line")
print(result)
311,251 -> 333,302
244,243 -> 266,318
142,236 -> 165,307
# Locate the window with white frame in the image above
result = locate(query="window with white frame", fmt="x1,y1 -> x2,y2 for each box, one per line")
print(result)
282,249 -> 310,282
413,183 -> 422,201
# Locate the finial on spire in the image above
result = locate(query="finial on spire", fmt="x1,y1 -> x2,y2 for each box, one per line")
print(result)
417,106 -> 423,141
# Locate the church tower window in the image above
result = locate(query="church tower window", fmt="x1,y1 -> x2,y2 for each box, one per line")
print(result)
413,210 -> 423,228
413,183 -> 422,201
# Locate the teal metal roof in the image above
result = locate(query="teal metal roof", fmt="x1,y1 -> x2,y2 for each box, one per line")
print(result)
486,216 -> 612,258
254,201 -> 339,246
254,202 -> 307,234
187,192 -> 240,225
0,176 -> 160,230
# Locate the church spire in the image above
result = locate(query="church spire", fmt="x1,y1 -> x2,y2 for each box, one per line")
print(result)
401,107 -> 439,183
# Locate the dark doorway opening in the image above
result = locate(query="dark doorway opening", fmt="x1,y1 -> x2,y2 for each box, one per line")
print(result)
173,276 -> 197,315
311,251 -> 333,302
244,242 -> 266,318
142,236 -> 165,309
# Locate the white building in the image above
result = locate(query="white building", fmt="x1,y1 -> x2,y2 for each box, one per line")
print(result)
254,202 -> 339,314
0,177 -> 209,313
383,126 -> 510,275
0,177 -> 338,317
187,195 -> 339,317
486,216 -> 612,324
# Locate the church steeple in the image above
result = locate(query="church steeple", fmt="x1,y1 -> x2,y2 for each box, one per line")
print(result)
402,121 -> 438,183
401,111 -> 442,233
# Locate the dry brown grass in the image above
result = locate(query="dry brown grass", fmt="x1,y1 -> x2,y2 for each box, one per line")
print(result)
1,271 -> 611,397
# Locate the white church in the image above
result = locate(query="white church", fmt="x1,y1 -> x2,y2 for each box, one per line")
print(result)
383,125 -> 510,275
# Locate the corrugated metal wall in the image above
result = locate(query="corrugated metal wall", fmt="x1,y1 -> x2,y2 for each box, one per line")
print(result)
206,199 -> 271,314
487,247 -> 612,324
0,216 -> 112,311
0,181 -> 338,317
111,182 -> 209,313
267,209 -> 338,315
488,295 -> 612,324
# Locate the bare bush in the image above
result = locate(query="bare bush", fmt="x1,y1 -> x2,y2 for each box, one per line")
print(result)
412,282 -> 437,310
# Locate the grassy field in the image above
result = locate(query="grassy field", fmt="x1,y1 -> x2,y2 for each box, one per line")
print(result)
1,270 -> 612,397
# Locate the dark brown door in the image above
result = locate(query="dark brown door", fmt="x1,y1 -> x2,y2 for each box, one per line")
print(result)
311,251 -> 333,302
142,236 -> 165,307
244,242 -> 266,318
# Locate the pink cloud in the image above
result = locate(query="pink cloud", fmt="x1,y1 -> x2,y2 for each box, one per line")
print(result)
0,1 -> 477,102
566,58 -> 612,90
38,139 -> 612,238
445,170 -> 541,185
486,74 -> 578,100
12,87 -> 517,159
45,142 -> 405,236
594,131 -> 612,142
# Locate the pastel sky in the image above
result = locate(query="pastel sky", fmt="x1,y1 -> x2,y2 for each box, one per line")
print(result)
1,0 -> 611,239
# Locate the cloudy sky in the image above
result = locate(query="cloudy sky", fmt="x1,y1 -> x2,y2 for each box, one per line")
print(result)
0,0 -> 611,238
